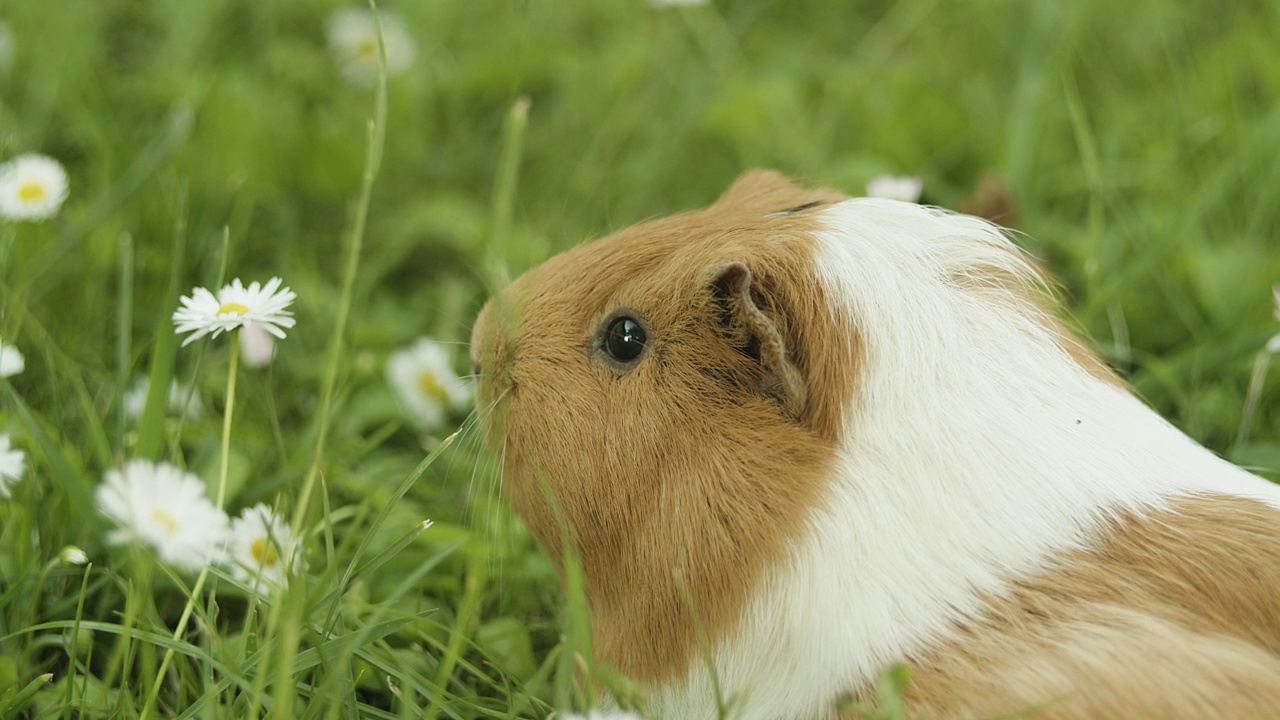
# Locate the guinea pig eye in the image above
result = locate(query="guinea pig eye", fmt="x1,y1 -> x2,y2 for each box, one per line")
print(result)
603,316 -> 647,364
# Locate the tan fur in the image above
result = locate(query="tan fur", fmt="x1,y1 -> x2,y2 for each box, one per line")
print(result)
472,171 -> 857,682
899,495 -> 1280,719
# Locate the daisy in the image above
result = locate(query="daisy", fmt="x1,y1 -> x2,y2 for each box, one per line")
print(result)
172,277 -> 296,347
649,0 -> 710,7
0,338 -> 23,378
387,338 -> 471,429
123,377 -> 204,421
225,503 -> 304,593
0,153 -> 70,221
0,434 -> 25,499
327,8 -> 417,86
95,459 -> 229,572
865,175 -> 924,203
561,712 -> 643,720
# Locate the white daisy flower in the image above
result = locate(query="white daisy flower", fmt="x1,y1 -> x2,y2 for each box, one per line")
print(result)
865,175 -> 924,203
387,338 -> 471,429
95,459 -> 229,572
172,277 -> 296,347
123,377 -> 204,421
225,503 -> 304,593
327,8 -> 417,86
0,434 -> 25,499
0,338 -> 23,378
239,322 -> 276,369
561,712 -> 643,720
0,153 -> 70,221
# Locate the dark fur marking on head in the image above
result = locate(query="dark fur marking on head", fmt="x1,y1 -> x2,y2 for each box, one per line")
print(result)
772,200 -> 827,216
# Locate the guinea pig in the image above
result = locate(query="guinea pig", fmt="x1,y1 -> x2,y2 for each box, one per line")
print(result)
469,171 -> 1280,719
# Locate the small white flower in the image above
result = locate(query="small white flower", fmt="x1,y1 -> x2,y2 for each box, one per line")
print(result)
95,460 -> 229,572
649,0 -> 709,7
0,153 -> 70,221
327,8 -> 417,86
387,338 -> 471,429
561,712 -> 643,720
239,322 -> 276,369
0,434 -> 25,499
225,503 -> 304,593
865,175 -> 923,203
172,277 -> 296,347
0,338 -> 23,378
123,377 -> 204,421
59,545 -> 89,566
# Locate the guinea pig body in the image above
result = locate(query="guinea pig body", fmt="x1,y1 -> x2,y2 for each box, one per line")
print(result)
471,172 -> 1280,719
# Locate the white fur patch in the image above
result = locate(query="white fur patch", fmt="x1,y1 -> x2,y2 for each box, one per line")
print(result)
646,199 -> 1280,719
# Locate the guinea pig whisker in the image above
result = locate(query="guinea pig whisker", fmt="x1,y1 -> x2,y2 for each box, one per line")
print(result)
453,388 -> 517,588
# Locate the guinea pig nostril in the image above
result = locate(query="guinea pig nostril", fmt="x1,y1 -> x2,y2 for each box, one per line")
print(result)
470,359 -> 482,378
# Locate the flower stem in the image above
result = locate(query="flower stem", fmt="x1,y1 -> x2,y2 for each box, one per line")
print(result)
217,333 -> 240,506
138,332 -> 239,720
115,232 -> 134,458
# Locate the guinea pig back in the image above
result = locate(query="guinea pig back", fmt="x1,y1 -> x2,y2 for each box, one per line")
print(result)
470,171 -> 1280,720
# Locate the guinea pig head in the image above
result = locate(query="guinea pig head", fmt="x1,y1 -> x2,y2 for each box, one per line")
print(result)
469,171 -> 857,682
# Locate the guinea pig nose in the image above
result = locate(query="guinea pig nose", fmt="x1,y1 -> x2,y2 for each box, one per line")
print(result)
470,358 -> 482,378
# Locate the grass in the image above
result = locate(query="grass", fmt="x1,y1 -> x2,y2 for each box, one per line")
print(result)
1,0 -> 1279,717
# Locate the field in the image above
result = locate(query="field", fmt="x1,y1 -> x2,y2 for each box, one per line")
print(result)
1,0 -> 1279,717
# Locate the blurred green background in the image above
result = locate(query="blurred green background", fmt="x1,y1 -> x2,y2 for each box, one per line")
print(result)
1,0 -> 1279,716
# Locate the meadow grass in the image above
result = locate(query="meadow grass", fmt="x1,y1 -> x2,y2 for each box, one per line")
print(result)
1,0 -> 1279,717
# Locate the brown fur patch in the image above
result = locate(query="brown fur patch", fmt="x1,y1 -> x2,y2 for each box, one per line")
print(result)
471,171 -> 857,683
899,495 -> 1280,719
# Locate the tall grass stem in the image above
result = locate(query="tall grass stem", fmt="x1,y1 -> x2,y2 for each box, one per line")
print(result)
1235,345 -> 1274,450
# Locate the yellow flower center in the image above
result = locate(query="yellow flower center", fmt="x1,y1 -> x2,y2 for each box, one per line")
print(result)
17,182 -> 46,202
151,508 -> 180,535
357,39 -> 377,62
217,302 -> 250,317
418,370 -> 450,404
250,537 -> 279,567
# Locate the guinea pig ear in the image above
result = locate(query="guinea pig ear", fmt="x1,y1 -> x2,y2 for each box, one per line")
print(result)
714,170 -> 802,206
713,170 -> 846,217
709,262 -> 808,419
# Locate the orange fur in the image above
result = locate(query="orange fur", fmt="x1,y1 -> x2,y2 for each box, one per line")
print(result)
900,495 -> 1280,719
